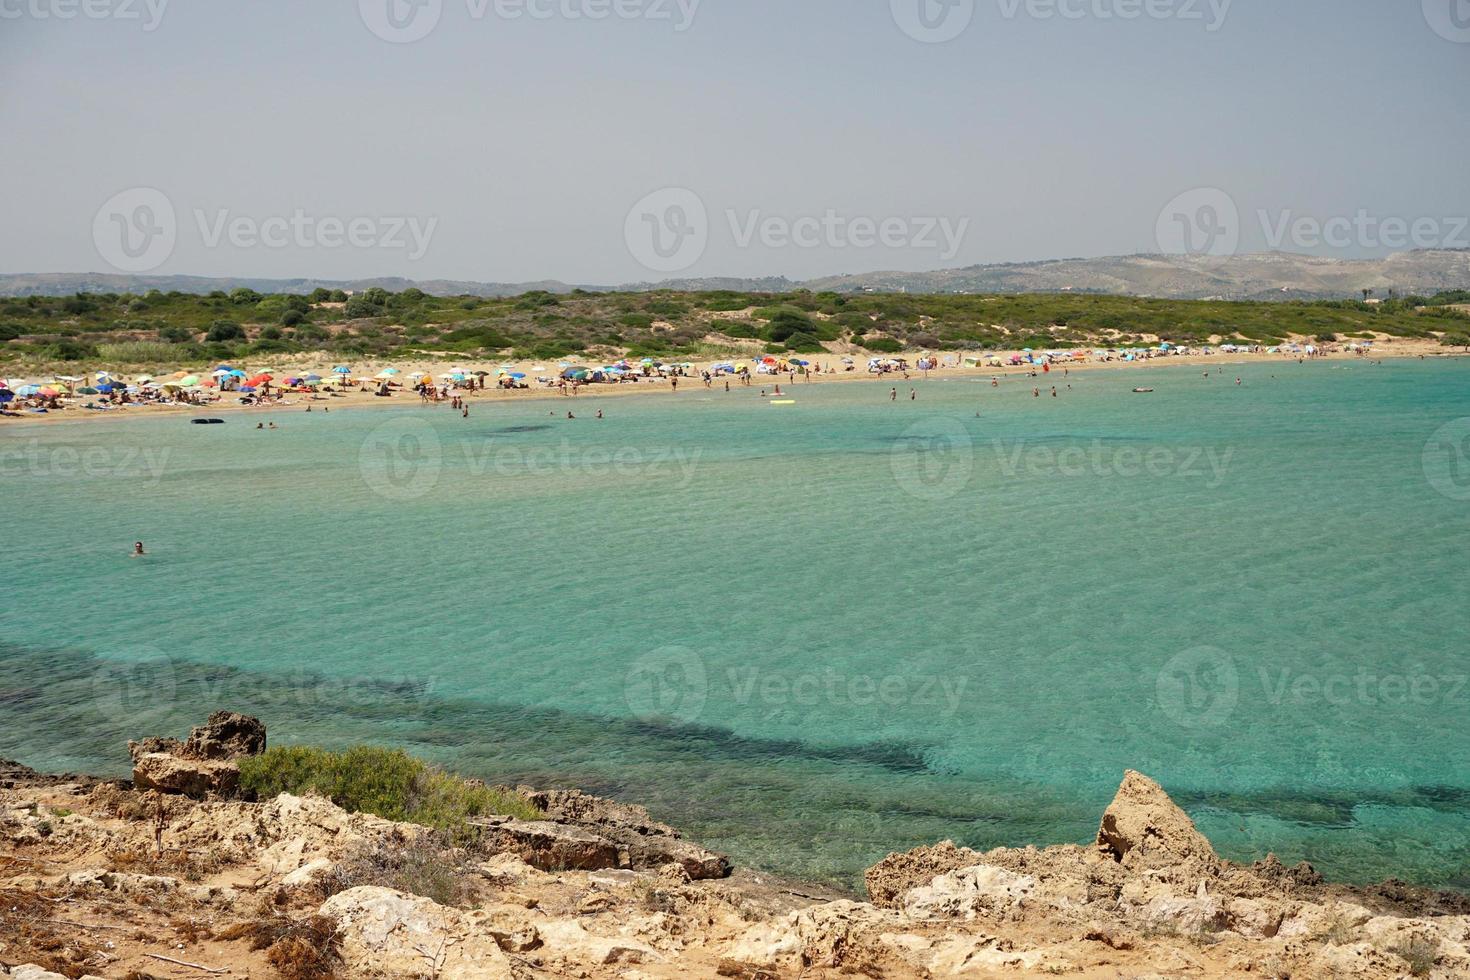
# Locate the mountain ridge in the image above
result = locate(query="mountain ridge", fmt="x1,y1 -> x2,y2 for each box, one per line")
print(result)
3,249 -> 1468,300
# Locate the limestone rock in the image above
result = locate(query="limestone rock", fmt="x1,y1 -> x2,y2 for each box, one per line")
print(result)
181,710 -> 266,760
126,711 -> 264,798
865,840 -> 982,908
1096,770 -> 1217,867
320,886 -> 516,979
902,864 -> 1037,920
10,965 -> 73,980
517,786 -> 732,879
478,818 -> 621,871
131,751 -> 240,798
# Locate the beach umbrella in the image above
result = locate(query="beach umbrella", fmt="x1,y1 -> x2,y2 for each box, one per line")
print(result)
229,369 -> 247,378
214,364 -> 234,372
178,375 -> 201,386
134,374 -> 154,383
239,386 -> 257,393
95,384 -> 114,393
79,386 -> 99,395
16,384 -> 41,396
303,373 -> 322,381
39,386 -> 60,397
333,366 -> 351,375
245,373 -> 273,386
0,390 -> 11,404
509,372 -> 526,380
56,375 -> 83,382
375,369 -> 399,379
212,369 -> 232,377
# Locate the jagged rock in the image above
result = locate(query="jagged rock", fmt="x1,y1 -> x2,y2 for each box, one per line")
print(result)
181,710 -> 266,760
126,735 -> 182,761
1096,770 -> 1217,867
131,751 -> 240,798
865,840 -> 982,908
519,787 -> 675,835
320,886 -> 516,979
902,865 -> 1037,920
517,786 -> 732,880
478,818 -> 621,871
125,711 -> 264,798
624,834 -> 730,881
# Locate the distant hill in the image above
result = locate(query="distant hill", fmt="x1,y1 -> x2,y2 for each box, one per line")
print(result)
3,250 -> 1467,300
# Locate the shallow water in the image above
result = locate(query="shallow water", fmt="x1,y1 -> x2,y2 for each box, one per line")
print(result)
3,359 -> 1469,889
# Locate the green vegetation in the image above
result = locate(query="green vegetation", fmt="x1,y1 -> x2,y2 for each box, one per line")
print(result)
1,286 -> 1466,370
238,745 -> 541,842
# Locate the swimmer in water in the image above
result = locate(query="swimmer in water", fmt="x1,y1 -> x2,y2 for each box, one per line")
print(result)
132,541 -> 146,556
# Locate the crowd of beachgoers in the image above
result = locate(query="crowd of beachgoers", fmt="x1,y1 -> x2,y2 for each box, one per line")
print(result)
0,336 -> 1432,422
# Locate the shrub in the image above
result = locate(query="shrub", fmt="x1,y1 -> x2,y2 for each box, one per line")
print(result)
864,336 -> 902,353
206,321 -> 246,342
237,746 -> 541,842
44,339 -> 98,361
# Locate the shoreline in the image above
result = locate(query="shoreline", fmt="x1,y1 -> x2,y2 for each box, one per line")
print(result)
5,342 -> 1465,429
4,722 -> 1470,978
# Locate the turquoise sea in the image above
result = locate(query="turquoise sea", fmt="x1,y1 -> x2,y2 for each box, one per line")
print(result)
3,358 -> 1469,890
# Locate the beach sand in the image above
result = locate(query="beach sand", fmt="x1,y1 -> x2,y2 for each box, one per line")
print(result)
3,336 -> 1461,427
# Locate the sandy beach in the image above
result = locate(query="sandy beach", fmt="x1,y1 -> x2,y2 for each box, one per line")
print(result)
3,336 -> 1461,427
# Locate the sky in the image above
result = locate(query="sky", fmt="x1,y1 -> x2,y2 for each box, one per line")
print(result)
1,0 -> 1467,284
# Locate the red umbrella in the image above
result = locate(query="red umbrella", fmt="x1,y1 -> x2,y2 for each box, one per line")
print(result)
245,373 -> 273,387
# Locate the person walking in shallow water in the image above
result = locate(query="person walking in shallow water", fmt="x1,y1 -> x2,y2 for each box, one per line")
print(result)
890,388 -> 897,402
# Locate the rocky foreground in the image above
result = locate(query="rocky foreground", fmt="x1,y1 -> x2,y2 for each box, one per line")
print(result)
3,716 -> 1469,978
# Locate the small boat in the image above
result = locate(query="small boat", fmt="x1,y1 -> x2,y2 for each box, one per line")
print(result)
1132,387 -> 1155,394
190,418 -> 226,424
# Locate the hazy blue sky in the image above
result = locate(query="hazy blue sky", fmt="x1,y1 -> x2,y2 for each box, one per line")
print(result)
2,0 -> 1467,283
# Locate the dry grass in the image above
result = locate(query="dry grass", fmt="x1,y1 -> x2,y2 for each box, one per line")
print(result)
0,886 -> 108,978
315,834 -> 473,908
217,913 -> 342,980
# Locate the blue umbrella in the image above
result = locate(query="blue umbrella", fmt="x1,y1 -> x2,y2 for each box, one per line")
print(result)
95,384 -> 115,393
333,366 -> 351,374
16,384 -> 41,396
229,369 -> 247,377
239,386 -> 257,393
0,390 -> 12,403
